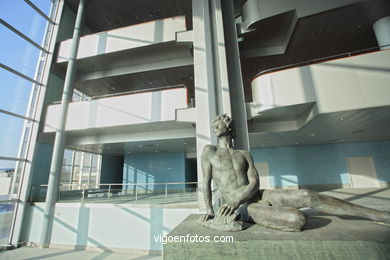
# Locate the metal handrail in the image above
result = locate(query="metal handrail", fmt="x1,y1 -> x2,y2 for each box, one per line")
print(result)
31,182 -> 199,204
0,199 -> 19,204
252,44 -> 390,80
51,84 -> 187,104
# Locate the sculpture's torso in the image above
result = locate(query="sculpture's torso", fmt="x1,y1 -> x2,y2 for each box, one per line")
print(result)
207,145 -> 250,203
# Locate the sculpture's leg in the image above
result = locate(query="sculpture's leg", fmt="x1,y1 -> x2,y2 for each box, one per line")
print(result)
247,203 -> 306,232
262,189 -> 390,223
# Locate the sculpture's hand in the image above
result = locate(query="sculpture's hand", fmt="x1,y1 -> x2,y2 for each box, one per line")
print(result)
217,202 -> 240,217
200,214 -> 214,222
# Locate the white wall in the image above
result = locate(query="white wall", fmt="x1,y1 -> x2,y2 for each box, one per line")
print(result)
251,50 -> 390,114
23,203 -> 198,251
57,16 -> 187,63
44,88 -> 188,132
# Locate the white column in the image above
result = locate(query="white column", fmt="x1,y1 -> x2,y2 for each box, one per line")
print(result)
373,16 -> 390,50
40,0 -> 88,248
192,0 -> 250,211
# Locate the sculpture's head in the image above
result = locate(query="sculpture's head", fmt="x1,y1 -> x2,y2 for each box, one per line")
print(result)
212,114 -> 235,139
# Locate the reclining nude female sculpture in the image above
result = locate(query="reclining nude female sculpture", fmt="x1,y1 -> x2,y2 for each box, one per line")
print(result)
198,114 -> 390,232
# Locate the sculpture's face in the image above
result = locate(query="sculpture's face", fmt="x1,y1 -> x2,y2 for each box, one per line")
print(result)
213,119 -> 229,137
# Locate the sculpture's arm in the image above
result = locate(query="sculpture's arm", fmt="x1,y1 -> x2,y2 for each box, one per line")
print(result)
201,145 -> 215,219
234,152 -> 260,205
218,151 -> 259,216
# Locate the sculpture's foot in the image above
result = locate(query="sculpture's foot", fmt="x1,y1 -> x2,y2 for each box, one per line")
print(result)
198,213 -> 245,232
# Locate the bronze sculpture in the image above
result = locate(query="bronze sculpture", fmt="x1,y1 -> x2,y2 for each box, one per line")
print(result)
199,114 -> 390,231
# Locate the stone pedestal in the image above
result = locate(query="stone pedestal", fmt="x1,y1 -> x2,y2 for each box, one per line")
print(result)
163,213 -> 390,259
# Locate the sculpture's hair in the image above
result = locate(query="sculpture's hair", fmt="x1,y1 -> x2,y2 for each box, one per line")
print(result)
212,114 -> 236,139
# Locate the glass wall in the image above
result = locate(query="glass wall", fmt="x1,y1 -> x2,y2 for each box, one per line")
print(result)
0,0 -> 54,246
60,149 -> 102,190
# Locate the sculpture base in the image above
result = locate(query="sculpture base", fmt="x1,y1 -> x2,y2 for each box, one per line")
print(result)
164,213 -> 390,259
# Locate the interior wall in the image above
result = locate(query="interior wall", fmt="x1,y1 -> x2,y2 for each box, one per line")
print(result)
251,141 -> 390,188
30,142 -> 53,185
100,155 -> 124,184
123,152 -> 186,190
21,203 -> 199,251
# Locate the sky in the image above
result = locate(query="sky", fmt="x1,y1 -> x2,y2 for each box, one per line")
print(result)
0,0 -> 52,168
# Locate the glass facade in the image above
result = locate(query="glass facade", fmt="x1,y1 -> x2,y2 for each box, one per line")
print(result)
0,0 -> 53,246
60,149 -> 102,191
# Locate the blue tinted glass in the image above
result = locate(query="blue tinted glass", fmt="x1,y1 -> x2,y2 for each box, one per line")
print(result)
0,69 -> 34,116
30,0 -> 53,17
0,0 -> 49,44
0,26 -> 41,78
0,112 -> 25,158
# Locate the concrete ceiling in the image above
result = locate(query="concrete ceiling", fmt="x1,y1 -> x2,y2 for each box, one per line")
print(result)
249,105 -> 390,148
66,0 -> 193,33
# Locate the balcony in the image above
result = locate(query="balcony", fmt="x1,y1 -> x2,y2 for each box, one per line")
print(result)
250,48 -> 390,116
44,86 -> 189,133
57,16 -> 188,63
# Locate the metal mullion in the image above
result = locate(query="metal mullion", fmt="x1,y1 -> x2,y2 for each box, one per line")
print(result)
0,63 -> 43,86
24,0 -> 55,24
87,154 -> 93,189
69,150 -> 76,190
0,109 -> 36,122
0,156 -> 28,162
78,152 -> 84,187
96,155 -> 101,188
0,19 -> 49,53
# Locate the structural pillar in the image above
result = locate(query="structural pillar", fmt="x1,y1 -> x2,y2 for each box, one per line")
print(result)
222,0 -> 250,151
40,0 -> 88,248
373,16 -> 390,50
193,0 -> 250,211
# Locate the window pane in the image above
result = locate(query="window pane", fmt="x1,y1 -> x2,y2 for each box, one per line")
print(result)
61,165 -> 71,183
83,153 -> 92,166
73,152 -> 81,166
0,160 -> 16,199
0,160 -> 25,199
72,165 -> 80,186
29,0 -> 53,17
0,0 -> 49,44
91,154 -> 99,168
0,26 -> 41,79
0,113 -> 25,158
0,69 -> 34,116
63,149 -> 73,166
0,201 -> 16,245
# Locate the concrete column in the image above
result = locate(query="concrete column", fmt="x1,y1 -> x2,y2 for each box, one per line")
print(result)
40,0 -> 88,248
373,16 -> 390,50
193,0 -> 218,212
193,0 -> 250,211
222,0 -> 250,151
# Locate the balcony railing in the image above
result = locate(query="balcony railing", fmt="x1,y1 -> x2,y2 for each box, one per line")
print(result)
44,85 -> 189,132
253,44 -> 390,80
30,182 -> 198,205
